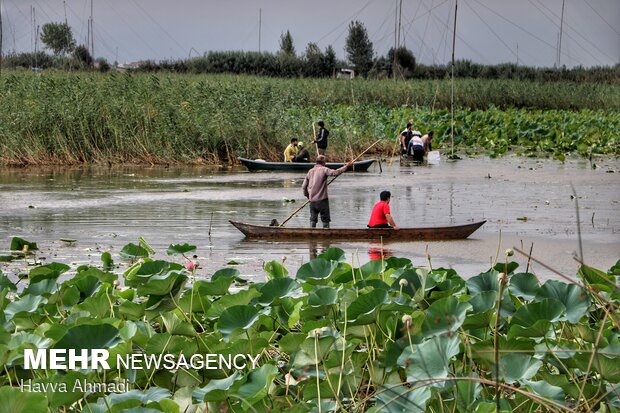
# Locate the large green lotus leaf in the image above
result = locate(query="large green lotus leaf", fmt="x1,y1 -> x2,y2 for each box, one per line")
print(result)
29,263 -> 70,284
508,320 -> 553,340
535,280 -> 589,323
206,289 -> 261,318
422,296 -> 472,338
259,277 -> 300,304
331,262 -> 354,284
237,364 -> 279,406
217,305 -> 261,338
318,247 -> 346,262
346,288 -> 388,324
292,334 -> 337,367
385,257 -> 413,270
523,380 -> 565,404
467,270 -> 500,295
211,268 -> 240,281
5,295 -> 47,321
192,372 -> 243,402
511,298 -> 565,327
355,260 -> 385,279
578,264 -> 616,293
492,261 -> 519,275
308,286 -> 338,307
508,273 -> 539,300
264,260 -> 288,279
119,243 -> 149,260
134,260 -> 183,277
498,353 -> 542,384
374,383 -> 431,413
0,386 -> 47,413
0,274 -> 17,292
160,312 -> 196,337
23,279 -> 59,297
569,352 -> 620,382
136,271 -> 187,296
104,387 -> 172,407
392,269 -> 425,298
279,333 -> 306,353
166,243 -> 196,256
75,267 -> 117,284
195,277 -> 234,296
9,237 -> 38,252
468,291 -> 498,313
296,258 -> 337,282
54,323 -> 120,350
398,334 -> 461,384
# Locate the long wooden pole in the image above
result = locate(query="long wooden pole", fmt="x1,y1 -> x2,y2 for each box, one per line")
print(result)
312,123 -> 319,155
279,139 -> 381,227
450,0 -> 458,158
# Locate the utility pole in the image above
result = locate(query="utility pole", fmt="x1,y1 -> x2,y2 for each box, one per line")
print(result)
0,0 -> 3,77
557,0 -> 565,67
516,43 -> 519,66
258,8 -> 262,53
90,0 -> 94,59
450,0 -> 458,158
393,0 -> 402,80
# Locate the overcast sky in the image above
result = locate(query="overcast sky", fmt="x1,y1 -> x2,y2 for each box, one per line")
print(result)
2,0 -> 618,68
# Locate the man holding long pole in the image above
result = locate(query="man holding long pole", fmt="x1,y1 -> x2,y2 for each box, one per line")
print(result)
302,155 -> 352,228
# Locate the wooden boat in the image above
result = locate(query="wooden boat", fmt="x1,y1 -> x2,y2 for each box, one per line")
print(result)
238,157 -> 376,172
229,220 -> 486,241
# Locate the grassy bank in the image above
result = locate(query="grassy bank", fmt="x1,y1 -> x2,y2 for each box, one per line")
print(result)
1,71 -> 618,165
0,237 -> 619,411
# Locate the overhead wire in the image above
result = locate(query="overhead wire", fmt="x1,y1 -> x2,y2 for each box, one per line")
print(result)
530,0 -> 612,65
463,0 -> 517,60
315,0 -> 376,46
583,0 -> 620,37
128,0 -> 187,54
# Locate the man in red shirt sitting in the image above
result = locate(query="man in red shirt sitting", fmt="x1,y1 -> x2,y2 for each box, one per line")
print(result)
367,191 -> 399,229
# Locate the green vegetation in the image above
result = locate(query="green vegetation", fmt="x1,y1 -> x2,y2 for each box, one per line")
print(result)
0,71 -> 618,165
1,237 -> 619,411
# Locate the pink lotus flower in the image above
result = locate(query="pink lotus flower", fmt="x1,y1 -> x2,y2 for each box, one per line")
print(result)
185,261 -> 197,271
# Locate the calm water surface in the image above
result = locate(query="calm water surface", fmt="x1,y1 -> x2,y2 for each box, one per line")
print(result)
1,156 -> 618,282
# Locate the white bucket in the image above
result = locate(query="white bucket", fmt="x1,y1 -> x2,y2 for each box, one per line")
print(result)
427,151 -> 440,164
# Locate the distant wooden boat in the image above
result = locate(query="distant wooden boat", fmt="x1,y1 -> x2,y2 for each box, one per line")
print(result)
239,157 -> 376,172
229,220 -> 486,241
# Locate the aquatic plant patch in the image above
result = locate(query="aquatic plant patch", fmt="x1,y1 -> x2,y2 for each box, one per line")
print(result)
0,238 -> 618,412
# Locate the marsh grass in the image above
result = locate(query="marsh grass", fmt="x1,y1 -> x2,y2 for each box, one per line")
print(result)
1,71 -> 618,165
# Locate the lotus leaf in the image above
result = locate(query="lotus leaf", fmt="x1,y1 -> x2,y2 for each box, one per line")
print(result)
508,273 -> 539,300
192,372 -> 243,402
237,364 -> 279,407
0,386 -> 47,413
398,334 -> 460,384
120,243 -> 150,260
264,260 -> 288,279
217,305 -> 261,339
307,286 -> 338,307
296,258 -> 337,283
375,383 -> 431,413
346,288 -> 388,324
422,296 -> 472,338
318,247 -> 346,262
258,277 -> 300,304
166,243 -> 197,256
535,280 -> 589,323
5,294 -> 47,322
498,353 -> 542,384
9,237 -> 38,252
54,323 -> 120,351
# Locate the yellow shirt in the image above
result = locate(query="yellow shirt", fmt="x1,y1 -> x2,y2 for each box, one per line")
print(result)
283,144 -> 298,162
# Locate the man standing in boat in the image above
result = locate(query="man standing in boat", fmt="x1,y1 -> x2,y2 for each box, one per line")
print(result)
312,120 -> 329,155
284,138 -> 299,162
368,191 -> 398,229
302,155 -> 352,228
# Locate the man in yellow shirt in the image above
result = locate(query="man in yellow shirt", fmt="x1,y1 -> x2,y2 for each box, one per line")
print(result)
283,138 -> 299,162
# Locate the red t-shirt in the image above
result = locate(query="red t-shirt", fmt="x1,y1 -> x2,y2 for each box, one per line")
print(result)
368,201 -> 391,227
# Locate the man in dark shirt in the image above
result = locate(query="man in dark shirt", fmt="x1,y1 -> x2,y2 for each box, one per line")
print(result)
293,142 -> 311,162
399,123 -> 413,155
302,155 -> 352,228
312,120 -> 329,155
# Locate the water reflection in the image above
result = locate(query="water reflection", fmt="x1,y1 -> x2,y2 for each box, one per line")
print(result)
368,246 -> 394,261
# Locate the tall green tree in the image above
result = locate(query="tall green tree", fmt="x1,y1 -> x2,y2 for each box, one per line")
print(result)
388,46 -> 417,78
73,45 -> 93,67
344,21 -> 374,77
323,45 -> 337,77
303,42 -> 323,77
279,30 -> 295,56
40,22 -> 76,56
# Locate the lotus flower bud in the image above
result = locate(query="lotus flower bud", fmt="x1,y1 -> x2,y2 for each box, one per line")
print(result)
185,261 -> 197,271
402,314 -> 413,329
399,279 -> 408,287
505,248 -> 514,257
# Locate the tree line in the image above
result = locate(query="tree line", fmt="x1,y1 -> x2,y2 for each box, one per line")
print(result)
2,21 -> 618,84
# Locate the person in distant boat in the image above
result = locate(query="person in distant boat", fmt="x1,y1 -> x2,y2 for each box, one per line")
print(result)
407,131 -> 425,161
312,120 -> 329,155
283,138 -> 299,162
422,131 -> 434,152
302,155 -> 352,228
399,123 -> 413,155
367,191 -> 398,229
293,142 -> 311,163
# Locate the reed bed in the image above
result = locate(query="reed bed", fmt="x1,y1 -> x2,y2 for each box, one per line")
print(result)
0,72 -> 618,165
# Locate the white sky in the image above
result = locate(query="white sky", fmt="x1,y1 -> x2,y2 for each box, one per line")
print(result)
2,0 -> 619,68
